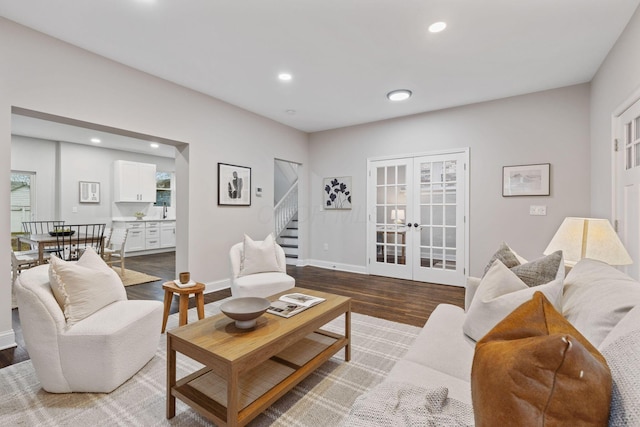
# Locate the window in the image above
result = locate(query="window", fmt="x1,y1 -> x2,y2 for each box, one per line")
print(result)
155,171 -> 173,206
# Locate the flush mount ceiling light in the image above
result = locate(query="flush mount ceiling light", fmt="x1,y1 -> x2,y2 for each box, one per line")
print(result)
428,21 -> 447,33
90,138 -> 101,143
285,109 -> 296,115
150,143 -> 159,148
278,73 -> 292,81
387,89 -> 412,101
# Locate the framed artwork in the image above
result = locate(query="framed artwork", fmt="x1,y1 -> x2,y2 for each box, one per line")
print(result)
502,163 -> 550,197
324,176 -> 352,209
218,163 -> 251,206
79,181 -> 100,203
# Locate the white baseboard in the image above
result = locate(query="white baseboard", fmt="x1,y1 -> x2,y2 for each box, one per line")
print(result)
0,329 -> 16,351
304,259 -> 367,275
203,278 -> 231,293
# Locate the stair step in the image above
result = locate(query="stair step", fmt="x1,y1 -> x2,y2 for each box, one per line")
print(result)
280,243 -> 298,249
285,253 -> 298,259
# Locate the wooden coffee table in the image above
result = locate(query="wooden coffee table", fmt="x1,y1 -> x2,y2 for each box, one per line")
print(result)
166,287 -> 351,427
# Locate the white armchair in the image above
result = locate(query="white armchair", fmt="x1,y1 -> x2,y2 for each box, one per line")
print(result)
15,264 -> 163,393
229,236 -> 295,298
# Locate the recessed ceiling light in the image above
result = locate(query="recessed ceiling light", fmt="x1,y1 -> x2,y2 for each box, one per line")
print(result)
150,143 -> 159,148
90,138 -> 101,143
387,89 -> 412,101
278,73 -> 293,81
285,109 -> 296,115
428,21 -> 447,33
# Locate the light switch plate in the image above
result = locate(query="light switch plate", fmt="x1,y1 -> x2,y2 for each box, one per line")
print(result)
529,205 -> 547,216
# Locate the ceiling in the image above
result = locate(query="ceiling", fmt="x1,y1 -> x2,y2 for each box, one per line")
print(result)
1,0 -> 639,135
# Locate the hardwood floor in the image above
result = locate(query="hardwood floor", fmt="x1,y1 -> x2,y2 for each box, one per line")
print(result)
1,252 -> 464,369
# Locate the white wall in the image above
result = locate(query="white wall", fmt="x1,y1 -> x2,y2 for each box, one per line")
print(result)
590,5 -> 640,218
12,135 -> 175,224
308,84 -> 592,277
0,18 -> 308,349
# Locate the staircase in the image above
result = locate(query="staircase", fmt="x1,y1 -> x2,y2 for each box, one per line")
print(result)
278,215 -> 299,264
274,160 -> 299,265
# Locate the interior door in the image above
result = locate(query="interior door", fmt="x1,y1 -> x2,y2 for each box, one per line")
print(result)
615,97 -> 640,280
368,158 -> 413,280
368,151 -> 467,286
411,153 -> 466,286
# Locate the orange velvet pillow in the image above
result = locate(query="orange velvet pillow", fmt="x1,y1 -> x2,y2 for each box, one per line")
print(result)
471,292 -> 612,426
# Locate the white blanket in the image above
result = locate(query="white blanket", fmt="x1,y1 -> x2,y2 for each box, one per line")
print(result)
340,381 -> 474,427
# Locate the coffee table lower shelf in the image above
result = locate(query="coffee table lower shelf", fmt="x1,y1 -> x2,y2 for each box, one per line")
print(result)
170,330 -> 347,426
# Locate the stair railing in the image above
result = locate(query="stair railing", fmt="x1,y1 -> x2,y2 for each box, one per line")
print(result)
274,180 -> 298,237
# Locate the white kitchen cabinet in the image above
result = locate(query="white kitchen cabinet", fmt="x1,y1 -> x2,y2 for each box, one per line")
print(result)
114,160 -> 157,202
123,222 -> 145,252
146,221 -> 161,249
112,219 -> 175,253
160,221 -> 176,248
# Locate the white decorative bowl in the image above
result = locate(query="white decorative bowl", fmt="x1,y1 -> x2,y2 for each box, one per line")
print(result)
220,297 -> 271,329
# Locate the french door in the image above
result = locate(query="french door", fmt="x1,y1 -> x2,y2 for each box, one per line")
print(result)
367,150 -> 468,286
615,96 -> 640,280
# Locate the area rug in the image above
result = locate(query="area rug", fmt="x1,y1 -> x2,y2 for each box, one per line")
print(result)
0,301 -> 420,426
114,267 -> 162,286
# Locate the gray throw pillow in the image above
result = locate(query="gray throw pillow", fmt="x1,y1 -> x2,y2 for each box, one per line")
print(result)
601,328 -> 640,426
483,242 -> 520,276
510,250 -> 562,287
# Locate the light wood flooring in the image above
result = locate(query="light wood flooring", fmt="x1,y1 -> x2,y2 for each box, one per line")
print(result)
1,252 -> 464,369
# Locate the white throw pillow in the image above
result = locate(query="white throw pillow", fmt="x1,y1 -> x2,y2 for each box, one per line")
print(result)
462,259 -> 564,341
239,233 -> 283,276
49,247 -> 126,326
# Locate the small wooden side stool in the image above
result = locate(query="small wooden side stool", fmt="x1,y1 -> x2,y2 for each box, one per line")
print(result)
161,281 -> 206,333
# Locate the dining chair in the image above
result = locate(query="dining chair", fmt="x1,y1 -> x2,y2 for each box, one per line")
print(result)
54,223 -> 106,261
21,220 -> 66,252
11,248 -> 40,285
103,228 -> 129,275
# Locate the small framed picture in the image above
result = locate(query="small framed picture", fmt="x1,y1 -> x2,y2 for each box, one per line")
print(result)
218,163 -> 251,206
79,181 -> 100,203
502,163 -> 550,197
324,176 -> 352,209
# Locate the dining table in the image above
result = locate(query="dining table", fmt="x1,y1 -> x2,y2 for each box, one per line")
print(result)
17,233 -> 105,264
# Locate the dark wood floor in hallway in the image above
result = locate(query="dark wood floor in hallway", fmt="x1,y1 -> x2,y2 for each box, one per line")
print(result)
1,252 -> 465,369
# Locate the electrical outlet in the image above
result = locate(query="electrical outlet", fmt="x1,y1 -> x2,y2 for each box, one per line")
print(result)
529,205 -> 547,216
72,206 -> 78,213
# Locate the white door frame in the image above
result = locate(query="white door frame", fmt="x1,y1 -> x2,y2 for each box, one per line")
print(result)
611,86 -> 640,223
611,86 -> 640,278
366,148 -> 470,285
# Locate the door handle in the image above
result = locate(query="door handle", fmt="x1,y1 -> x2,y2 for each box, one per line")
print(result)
413,223 -> 419,228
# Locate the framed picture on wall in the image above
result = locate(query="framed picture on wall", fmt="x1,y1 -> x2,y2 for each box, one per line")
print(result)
324,176 -> 352,209
218,163 -> 251,206
79,181 -> 100,203
502,163 -> 550,197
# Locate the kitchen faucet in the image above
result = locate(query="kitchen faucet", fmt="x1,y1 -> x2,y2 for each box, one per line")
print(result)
162,202 -> 167,219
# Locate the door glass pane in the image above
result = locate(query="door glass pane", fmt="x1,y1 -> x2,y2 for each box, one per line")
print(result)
445,227 -> 456,247
376,186 -> 385,204
433,227 -> 444,247
445,161 -> 456,182
421,163 -> 431,183
387,187 -> 398,204
432,205 -> 443,225
376,206 -> 385,223
635,117 -> 640,140
387,166 -> 396,185
445,205 -> 456,226
420,207 -> 431,225
421,227 -> 431,246
398,165 -> 406,184
445,249 -> 456,270
420,247 -> 431,268
420,184 -> 431,203
628,146 -> 633,170
432,248 -> 444,269
377,167 -> 385,185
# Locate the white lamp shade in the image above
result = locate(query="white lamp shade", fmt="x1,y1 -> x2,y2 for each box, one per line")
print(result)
391,209 -> 405,222
544,217 -> 632,266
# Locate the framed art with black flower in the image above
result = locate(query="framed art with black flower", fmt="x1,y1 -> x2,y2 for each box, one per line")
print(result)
324,176 -> 352,209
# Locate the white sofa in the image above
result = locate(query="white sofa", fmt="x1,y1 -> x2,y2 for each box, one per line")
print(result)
15,264 -> 163,393
360,258 -> 640,424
